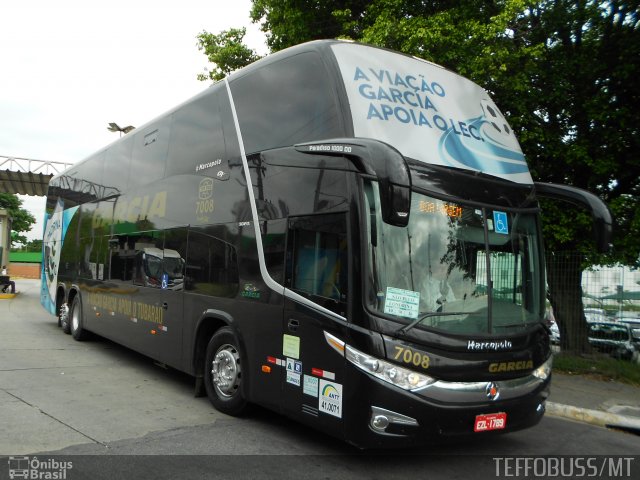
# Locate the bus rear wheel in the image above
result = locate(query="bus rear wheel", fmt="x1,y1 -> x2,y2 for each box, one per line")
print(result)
204,327 -> 248,416
70,295 -> 88,341
58,302 -> 69,332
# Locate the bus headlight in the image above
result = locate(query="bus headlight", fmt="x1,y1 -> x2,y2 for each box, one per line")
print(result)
345,345 -> 436,391
532,355 -> 553,380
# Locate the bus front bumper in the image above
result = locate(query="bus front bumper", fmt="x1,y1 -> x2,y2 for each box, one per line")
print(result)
343,366 -> 550,449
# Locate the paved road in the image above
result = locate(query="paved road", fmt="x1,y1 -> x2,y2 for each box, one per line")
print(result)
1,280 -> 639,479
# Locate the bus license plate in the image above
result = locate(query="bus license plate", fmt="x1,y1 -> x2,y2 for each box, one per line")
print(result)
474,412 -> 507,432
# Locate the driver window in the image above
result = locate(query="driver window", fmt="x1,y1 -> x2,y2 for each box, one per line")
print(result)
286,214 -> 348,312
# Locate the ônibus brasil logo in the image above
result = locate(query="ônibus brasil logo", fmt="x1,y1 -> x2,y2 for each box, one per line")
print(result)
8,456 -> 73,480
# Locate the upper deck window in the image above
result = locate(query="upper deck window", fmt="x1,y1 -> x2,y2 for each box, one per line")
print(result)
230,52 -> 343,154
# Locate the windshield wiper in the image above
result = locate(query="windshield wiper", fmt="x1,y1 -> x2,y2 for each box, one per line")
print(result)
492,321 -> 539,329
396,311 -> 467,336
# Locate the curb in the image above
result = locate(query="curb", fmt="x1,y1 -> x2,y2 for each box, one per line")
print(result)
546,401 -> 640,431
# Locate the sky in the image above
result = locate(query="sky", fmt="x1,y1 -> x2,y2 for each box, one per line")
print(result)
1,0 -> 267,242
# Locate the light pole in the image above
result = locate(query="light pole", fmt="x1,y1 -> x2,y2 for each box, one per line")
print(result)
107,122 -> 135,138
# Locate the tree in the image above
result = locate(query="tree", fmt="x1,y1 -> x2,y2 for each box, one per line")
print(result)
196,1 -> 371,78
489,0 -> 639,352
21,239 -> 43,253
198,0 -> 640,353
0,193 -> 36,247
250,0 -> 370,52
196,28 -> 261,82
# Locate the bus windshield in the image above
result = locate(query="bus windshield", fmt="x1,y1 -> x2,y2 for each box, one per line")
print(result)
364,182 -> 543,335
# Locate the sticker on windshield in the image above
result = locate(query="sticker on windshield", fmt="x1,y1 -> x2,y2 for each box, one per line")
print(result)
384,287 -> 420,319
493,211 -> 509,235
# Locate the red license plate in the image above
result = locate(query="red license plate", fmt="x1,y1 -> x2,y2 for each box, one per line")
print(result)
474,412 -> 507,432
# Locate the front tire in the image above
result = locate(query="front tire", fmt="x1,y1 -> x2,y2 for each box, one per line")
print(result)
204,327 -> 248,416
70,295 -> 88,341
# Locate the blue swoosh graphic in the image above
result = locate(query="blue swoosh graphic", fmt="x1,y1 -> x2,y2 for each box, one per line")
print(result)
439,117 -> 529,175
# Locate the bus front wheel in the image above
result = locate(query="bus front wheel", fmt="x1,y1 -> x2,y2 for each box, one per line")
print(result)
204,327 -> 248,416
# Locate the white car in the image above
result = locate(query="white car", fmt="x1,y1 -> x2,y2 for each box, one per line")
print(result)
585,312 -> 608,323
614,311 -> 640,328
549,321 -> 561,344
588,322 -> 640,363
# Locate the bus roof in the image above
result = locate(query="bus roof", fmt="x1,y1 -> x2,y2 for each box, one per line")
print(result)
54,40 -> 532,194
228,39 -> 532,184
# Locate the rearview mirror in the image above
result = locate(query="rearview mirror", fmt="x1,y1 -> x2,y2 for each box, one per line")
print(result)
296,138 -> 412,227
534,182 -> 612,253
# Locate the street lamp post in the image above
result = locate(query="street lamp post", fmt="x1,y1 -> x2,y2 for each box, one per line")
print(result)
107,123 -> 135,137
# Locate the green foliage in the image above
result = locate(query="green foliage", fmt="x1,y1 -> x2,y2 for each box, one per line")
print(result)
23,239 -> 43,253
196,28 -> 261,82
608,195 -> 640,266
517,1 -> 640,267
0,192 -> 21,211
0,193 -> 36,246
250,0 -> 370,52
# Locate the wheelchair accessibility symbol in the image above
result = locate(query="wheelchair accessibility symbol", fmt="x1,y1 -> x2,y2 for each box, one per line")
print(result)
493,211 -> 509,235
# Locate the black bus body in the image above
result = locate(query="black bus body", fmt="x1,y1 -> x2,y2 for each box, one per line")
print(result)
41,40 -> 611,448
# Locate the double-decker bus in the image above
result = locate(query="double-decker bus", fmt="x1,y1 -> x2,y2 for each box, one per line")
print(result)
41,40 -> 611,448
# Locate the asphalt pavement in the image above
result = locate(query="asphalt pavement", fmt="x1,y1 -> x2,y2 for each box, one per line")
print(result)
1,278 -> 639,456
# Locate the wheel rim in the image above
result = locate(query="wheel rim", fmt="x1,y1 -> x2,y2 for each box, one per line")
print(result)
71,304 -> 80,332
211,344 -> 241,398
59,303 -> 69,327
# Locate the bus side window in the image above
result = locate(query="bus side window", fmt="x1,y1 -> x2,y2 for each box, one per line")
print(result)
110,233 -> 162,284
186,229 -> 239,297
79,235 -> 105,280
286,214 -> 348,311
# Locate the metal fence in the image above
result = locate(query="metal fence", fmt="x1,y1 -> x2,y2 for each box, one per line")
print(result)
546,253 -> 640,358
581,263 -> 640,318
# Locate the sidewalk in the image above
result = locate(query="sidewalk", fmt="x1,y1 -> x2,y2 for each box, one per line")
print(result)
547,371 -> 640,432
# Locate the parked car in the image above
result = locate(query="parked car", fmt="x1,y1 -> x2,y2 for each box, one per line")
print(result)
544,308 -> 561,345
614,311 -> 640,328
549,321 -> 561,345
585,312 -> 608,323
546,307 -> 605,345
587,322 -> 640,363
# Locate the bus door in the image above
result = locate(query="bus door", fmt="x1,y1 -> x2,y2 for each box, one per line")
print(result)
282,213 -> 349,434
132,228 -> 186,368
